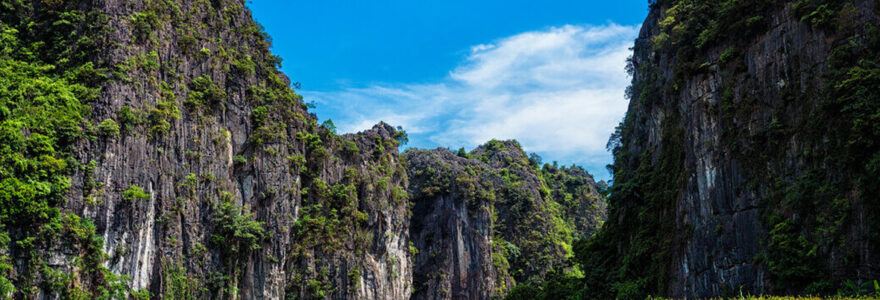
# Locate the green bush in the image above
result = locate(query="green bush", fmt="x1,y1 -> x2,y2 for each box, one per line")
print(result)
231,55 -> 256,76
129,11 -> 159,41
122,185 -> 150,202
251,106 -> 269,125
296,131 -> 329,161
210,197 -> 265,256
148,100 -> 180,137
342,140 -> 360,155
456,148 -> 471,159
117,106 -> 143,134
718,46 -> 737,65
98,119 -> 120,137
321,119 -> 337,134
162,262 -> 197,299
293,179 -> 362,253
393,126 -> 408,145
177,31 -> 197,53
794,1 -> 837,29
185,75 -> 226,111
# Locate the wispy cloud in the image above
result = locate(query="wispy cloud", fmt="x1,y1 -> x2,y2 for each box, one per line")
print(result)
304,24 -> 638,181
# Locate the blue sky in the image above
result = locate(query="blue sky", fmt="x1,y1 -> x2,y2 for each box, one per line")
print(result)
248,1 -> 649,182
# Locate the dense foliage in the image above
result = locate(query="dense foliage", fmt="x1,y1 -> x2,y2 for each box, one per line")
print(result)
0,0 -> 150,298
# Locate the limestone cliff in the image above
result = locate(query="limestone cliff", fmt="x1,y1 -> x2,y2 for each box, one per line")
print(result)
578,0 -> 880,298
3,0 -> 413,298
406,142 -> 605,299
0,1 -> 605,299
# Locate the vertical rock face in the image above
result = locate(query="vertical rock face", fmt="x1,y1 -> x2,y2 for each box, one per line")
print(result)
406,141 -> 605,300
3,0 -> 412,299
0,1 -> 605,299
407,149 -> 501,300
584,0 -> 880,298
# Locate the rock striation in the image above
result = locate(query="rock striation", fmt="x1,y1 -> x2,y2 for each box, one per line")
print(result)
0,1 -> 605,299
581,0 -> 880,298
406,142 -> 605,299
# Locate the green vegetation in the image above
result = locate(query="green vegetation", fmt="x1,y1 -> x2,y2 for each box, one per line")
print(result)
321,119 -> 337,134
0,2 -> 148,295
456,147 -> 471,159
478,143 -> 587,285
574,114 -> 685,299
117,105 -> 144,135
649,296 -> 879,300
750,1 -> 880,294
296,131 -> 330,161
232,54 -> 256,76
543,0 -> 880,298
0,52 -> 94,226
148,83 -> 181,137
539,162 -> 605,237
342,140 -> 360,155
249,104 -> 288,146
294,179 -> 363,252
209,192 -> 265,298
185,75 -> 227,112
210,194 -> 264,256
129,11 -> 159,41
112,51 -> 159,82
98,119 -> 120,137
122,185 -> 150,202
283,123 -> 411,296
3,0 -> 409,297
162,262 -> 198,299
649,0 -> 774,86
393,125 -> 408,145
410,141 -> 604,296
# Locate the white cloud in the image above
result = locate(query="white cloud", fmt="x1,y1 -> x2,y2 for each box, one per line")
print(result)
304,23 -> 638,180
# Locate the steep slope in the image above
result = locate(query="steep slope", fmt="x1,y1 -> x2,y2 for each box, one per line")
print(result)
0,1 -> 606,299
1,0 -> 412,298
406,141 -> 605,300
578,0 -> 880,298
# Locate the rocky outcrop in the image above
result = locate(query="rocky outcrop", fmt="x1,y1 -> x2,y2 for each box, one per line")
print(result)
584,0 -> 880,298
0,1 -> 605,299
2,0 -> 412,298
407,149 -> 504,300
407,141 -> 605,300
